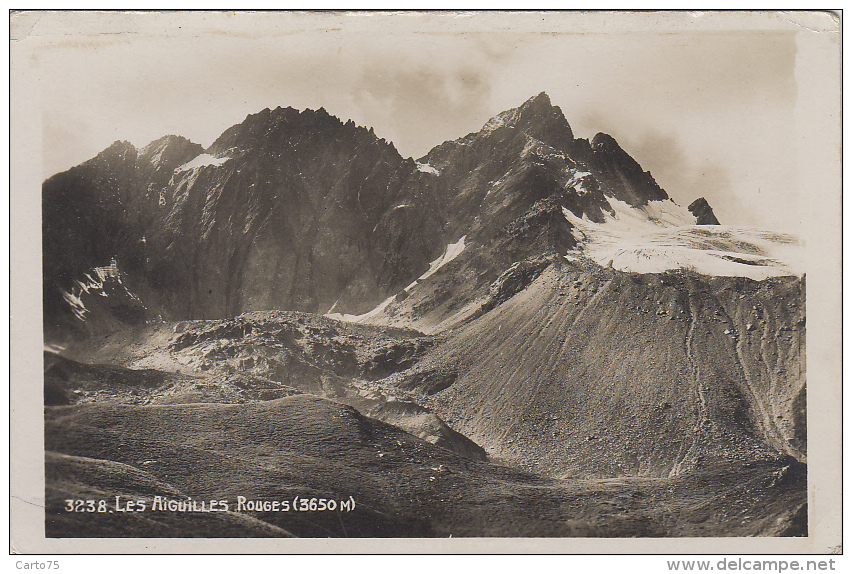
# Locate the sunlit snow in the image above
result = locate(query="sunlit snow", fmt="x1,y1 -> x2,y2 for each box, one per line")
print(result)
416,162 -> 440,175
175,154 -> 230,172
481,115 -> 507,134
563,198 -> 802,280
325,295 -> 396,323
405,236 -> 467,291
567,171 -> 594,195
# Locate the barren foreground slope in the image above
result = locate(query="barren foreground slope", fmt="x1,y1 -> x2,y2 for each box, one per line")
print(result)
47,394 -> 805,538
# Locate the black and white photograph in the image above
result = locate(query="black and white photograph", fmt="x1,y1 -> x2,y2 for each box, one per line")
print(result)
9,10 -> 842,554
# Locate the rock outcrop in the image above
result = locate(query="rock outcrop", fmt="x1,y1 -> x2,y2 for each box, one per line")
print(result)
689,197 -> 721,225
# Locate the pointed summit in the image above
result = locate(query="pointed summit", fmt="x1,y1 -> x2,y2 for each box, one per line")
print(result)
519,91 -> 552,110
100,140 -> 137,157
79,140 -> 139,174
476,92 -> 573,151
587,132 -> 668,206
207,103 -> 400,158
517,92 -> 572,149
591,132 -> 619,151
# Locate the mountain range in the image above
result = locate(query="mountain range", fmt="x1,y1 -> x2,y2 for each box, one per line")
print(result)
42,92 -> 806,538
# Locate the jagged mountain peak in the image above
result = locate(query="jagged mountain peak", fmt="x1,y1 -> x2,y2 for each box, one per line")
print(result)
45,94 -> 785,336
75,140 -> 139,174
478,92 -> 573,146
518,91 -> 554,114
139,135 -> 204,170
584,131 -> 668,206
96,140 -> 137,159
104,139 -> 136,152
141,134 -> 199,155
207,103 -> 403,161
43,86 -> 808,541
591,132 -> 619,150
419,92 -> 575,177
590,132 -> 647,163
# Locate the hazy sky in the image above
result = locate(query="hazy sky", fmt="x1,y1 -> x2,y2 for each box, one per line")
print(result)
14,11 -> 826,234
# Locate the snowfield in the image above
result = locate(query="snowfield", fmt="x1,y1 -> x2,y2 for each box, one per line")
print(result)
563,198 -> 803,280
416,162 -> 440,175
325,236 -> 467,323
325,295 -> 396,323
175,154 -> 231,172
405,236 -> 467,291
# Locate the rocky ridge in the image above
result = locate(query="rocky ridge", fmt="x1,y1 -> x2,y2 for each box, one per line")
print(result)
44,92 -> 695,339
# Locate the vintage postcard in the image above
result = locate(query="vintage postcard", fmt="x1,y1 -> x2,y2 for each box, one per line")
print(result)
9,10 -> 841,554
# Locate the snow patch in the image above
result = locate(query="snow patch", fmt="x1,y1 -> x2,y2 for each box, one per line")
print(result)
44,342 -> 66,353
562,199 -> 802,280
175,154 -> 230,173
567,171 -> 595,195
60,260 -> 147,322
481,114 -> 508,134
405,236 -> 467,291
325,295 -> 396,323
325,236 -> 468,324
486,177 -> 506,198
521,137 -> 540,156
416,162 -> 440,175
147,145 -> 168,169
533,141 -> 569,162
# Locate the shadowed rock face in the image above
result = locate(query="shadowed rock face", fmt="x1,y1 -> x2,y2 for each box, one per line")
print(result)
42,137 -> 204,335
583,132 -> 669,207
689,197 -> 721,225
148,107 -> 452,320
43,110 -> 460,334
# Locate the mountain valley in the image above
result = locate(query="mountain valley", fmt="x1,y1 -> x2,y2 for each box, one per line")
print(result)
42,93 -> 807,538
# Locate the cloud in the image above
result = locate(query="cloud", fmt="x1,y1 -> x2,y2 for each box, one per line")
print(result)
341,33 -> 515,158
587,124 -> 737,224
32,13 -> 802,233
351,61 -> 494,158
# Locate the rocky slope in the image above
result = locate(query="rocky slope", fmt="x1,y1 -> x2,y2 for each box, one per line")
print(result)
326,93 -> 678,333
56,311 -> 486,462
386,263 -> 805,478
151,107 -> 454,320
43,137 -> 203,334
